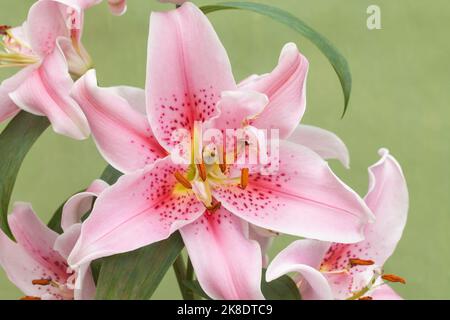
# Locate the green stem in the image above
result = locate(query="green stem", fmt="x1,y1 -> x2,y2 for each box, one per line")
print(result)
173,253 -> 192,300
185,257 -> 197,300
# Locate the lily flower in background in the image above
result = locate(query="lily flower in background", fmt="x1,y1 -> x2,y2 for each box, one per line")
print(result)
266,149 -> 409,300
0,0 -> 95,139
68,3 -> 373,300
0,179 -> 107,300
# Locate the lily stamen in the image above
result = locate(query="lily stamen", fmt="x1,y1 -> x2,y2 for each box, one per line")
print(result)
239,168 -> 249,189
382,274 -> 406,284
358,296 -> 373,300
174,171 -> 192,189
20,296 -> 41,300
0,25 -> 11,35
32,279 -> 51,286
349,258 -> 375,267
197,163 -> 207,181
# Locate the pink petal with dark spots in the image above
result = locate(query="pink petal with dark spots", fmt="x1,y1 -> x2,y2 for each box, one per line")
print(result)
146,2 -> 236,151
68,156 -> 205,267
180,209 -> 264,300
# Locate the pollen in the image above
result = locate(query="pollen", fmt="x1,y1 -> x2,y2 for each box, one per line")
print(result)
174,171 -> 192,189
349,258 -> 375,267
0,25 -> 10,35
20,296 -> 41,300
239,168 -> 249,189
382,274 -> 406,284
32,279 -> 51,286
197,163 -> 207,181
358,296 -> 373,300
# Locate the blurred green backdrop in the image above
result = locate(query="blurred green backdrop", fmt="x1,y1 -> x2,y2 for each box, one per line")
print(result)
1,0 -> 449,299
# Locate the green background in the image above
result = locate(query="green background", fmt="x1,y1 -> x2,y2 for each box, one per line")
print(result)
0,0 -> 449,299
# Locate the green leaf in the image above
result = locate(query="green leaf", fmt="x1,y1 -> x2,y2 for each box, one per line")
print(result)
100,165 -> 122,185
262,269 -> 301,300
201,1 -> 352,116
182,269 -> 301,300
95,232 -> 184,299
0,112 -> 49,237
47,200 -> 65,234
182,280 -> 211,300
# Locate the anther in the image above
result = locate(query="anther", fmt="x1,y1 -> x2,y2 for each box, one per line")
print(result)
197,163 -> 207,181
349,258 -> 375,267
0,25 -> 10,35
174,171 -> 192,189
32,279 -> 51,286
382,274 -> 406,284
20,296 -> 41,300
239,168 -> 249,189
358,296 -> 373,300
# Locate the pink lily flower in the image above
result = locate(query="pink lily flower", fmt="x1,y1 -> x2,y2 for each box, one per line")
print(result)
0,180 -> 107,300
68,3 -> 373,299
266,149 -> 409,300
0,0 -> 95,139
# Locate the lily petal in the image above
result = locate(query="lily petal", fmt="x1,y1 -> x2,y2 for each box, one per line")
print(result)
61,179 -> 108,231
288,124 -> 350,168
321,149 -> 408,270
7,203 -> 68,281
108,0 -> 127,15
239,43 -> 308,139
370,284 -> 402,300
10,39 -> 90,140
266,240 -> 333,300
71,70 -> 166,173
146,2 -> 236,151
215,141 -> 373,243
211,90 -> 269,131
68,157 -> 205,267
0,228 -> 61,297
26,0 -> 70,57
248,225 -> 275,268
180,209 -> 264,300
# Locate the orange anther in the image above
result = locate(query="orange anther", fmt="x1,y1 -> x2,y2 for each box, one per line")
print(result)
382,274 -> 406,284
239,168 -> 249,189
174,171 -> 192,189
32,279 -> 51,286
20,296 -> 41,300
349,258 -> 375,267
197,163 -> 207,181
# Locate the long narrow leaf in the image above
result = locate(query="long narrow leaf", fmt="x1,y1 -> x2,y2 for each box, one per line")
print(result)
201,1 -> 352,116
0,112 -> 49,237
95,232 -> 184,300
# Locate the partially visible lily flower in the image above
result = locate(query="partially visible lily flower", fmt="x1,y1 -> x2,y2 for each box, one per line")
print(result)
0,180 -> 107,300
68,3 -> 373,300
0,0 -> 95,139
266,149 -> 409,300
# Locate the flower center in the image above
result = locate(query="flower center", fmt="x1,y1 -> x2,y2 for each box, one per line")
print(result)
173,125 -> 249,211
21,276 -> 75,300
0,26 -> 38,68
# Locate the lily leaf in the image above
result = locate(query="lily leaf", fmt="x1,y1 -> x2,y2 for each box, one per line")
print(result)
0,112 -> 49,237
261,269 -> 301,300
201,1 -> 352,116
95,232 -> 184,300
182,280 -> 211,300
182,269 -> 301,300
